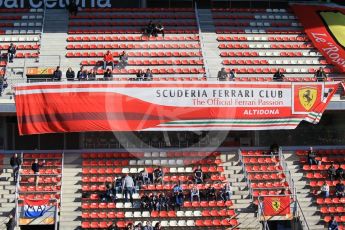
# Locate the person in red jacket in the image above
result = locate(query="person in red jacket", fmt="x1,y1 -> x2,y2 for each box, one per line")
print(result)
103,50 -> 115,70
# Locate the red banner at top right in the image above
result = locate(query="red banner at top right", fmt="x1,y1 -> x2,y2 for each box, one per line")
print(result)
291,4 -> 345,73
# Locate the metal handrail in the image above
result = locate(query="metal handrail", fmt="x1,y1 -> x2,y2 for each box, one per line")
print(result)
295,198 -> 311,230
194,2 -> 211,79
15,152 -> 23,228
278,147 -> 295,196
58,152 -> 64,230
238,149 -> 253,200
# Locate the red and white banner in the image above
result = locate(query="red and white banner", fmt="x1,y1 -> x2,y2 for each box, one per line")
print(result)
291,4 -> 345,72
263,196 -> 291,216
14,81 -> 339,135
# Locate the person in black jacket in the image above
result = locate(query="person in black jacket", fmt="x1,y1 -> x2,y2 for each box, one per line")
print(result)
68,0 -> 78,16
7,43 -> 16,63
136,70 -> 144,81
314,67 -> 327,82
52,66 -> 62,81
104,69 -> 113,81
87,69 -> 96,81
10,153 -> 21,183
217,67 -> 228,81
66,67 -> 75,81
31,159 -> 45,186
273,69 -> 285,82
6,214 -> 14,230
107,223 -> 118,230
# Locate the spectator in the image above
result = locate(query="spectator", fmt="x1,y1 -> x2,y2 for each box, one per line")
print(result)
307,147 -> 318,165
103,51 -> 115,70
328,163 -> 337,181
126,223 -> 134,230
6,214 -> 14,230
273,69 -> 285,81
77,67 -> 87,81
229,69 -> 236,80
270,143 -> 279,155
144,69 -> 153,80
134,222 -> 143,230
315,67 -> 327,82
158,192 -> 169,211
206,185 -> 217,201
279,188 -> 287,195
52,66 -> 62,81
68,0 -> 78,16
190,185 -> 200,202
102,183 -> 116,202
328,216 -> 339,230
108,223 -> 118,230
0,75 -> 4,97
31,159 -> 45,186
0,76 -> 7,97
7,43 -> 16,63
220,182 -> 232,201
119,51 -> 128,69
217,67 -> 228,81
336,164 -> 344,180
66,67 -> 75,81
150,192 -> 159,211
320,182 -> 329,198
154,222 -> 162,230
122,174 -> 135,204
153,166 -> 163,184
173,182 -> 184,210
140,193 -> 150,212
144,20 -> 155,37
335,180 -> 344,198
136,69 -> 144,81
10,153 -> 21,183
87,69 -> 96,81
194,165 -> 203,184
103,68 -> 113,81
144,221 -> 153,230
155,22 -> 165,38
113,176 -> 123,194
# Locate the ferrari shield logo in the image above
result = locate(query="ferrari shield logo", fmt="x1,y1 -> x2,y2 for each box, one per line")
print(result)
272,199 -> 281,212
298,87 -> 317,111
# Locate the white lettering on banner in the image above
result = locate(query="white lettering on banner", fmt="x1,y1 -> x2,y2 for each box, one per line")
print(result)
323,44 -> 345,67
311,32 -> 327,43
0,0 -> 111,8
244,109 -> 280,115
311,32 -> 345,68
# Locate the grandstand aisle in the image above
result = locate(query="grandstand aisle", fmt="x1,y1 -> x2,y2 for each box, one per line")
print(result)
0,154 -> 16,230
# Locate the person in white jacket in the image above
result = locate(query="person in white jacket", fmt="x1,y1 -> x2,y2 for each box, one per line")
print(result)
320,182 -> 330,198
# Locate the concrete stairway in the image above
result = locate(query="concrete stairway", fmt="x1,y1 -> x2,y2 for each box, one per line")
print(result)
197,9 -> 223,80
39,9 -> 69,70
0,155 -> 16,230
283,151 -> 325,230
59,153 -> 82,230
221,153 -> 261,229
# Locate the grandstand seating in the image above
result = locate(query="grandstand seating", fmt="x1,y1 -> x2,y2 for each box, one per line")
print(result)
0,8 -> 43,76
66,8 -> 206,80
18,153 -> 62,205
241,150 -> 291,200
81,151 -> 238,229
297,149 -> 345,229
212,8 -> 336,79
